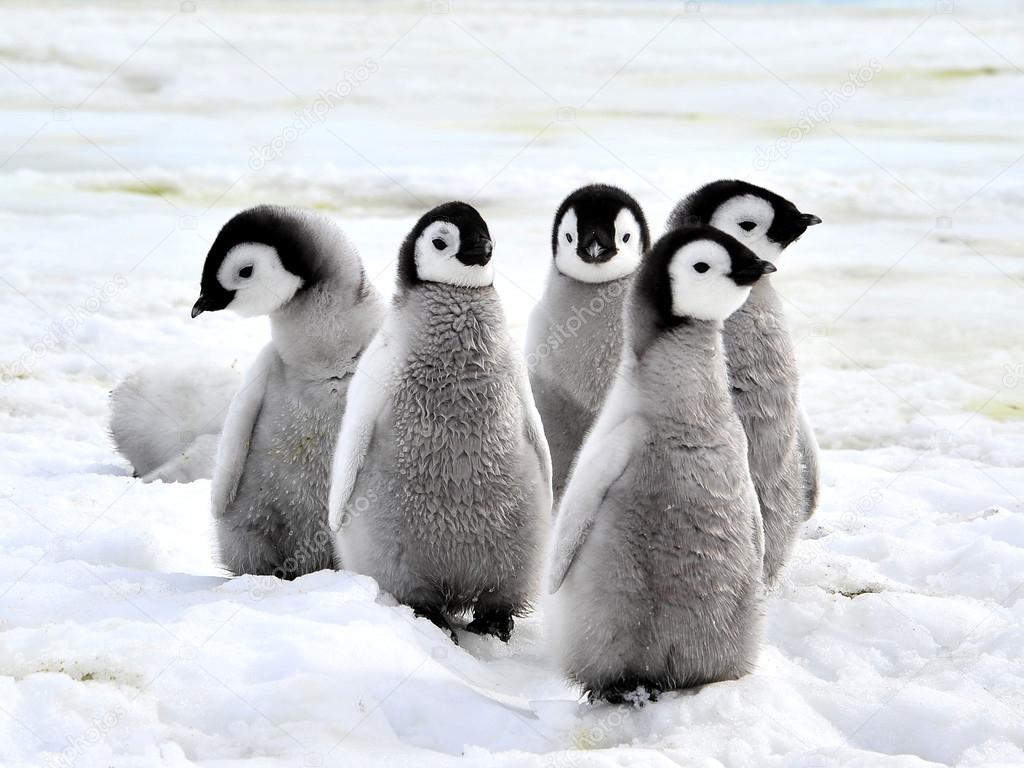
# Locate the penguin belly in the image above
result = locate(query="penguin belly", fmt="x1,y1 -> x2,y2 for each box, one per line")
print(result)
556,442 -> 763,695
218,369 -> 346,577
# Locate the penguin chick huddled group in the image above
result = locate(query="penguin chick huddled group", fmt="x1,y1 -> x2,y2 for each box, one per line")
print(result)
110,178 -> 820,705
545,180 -> 821,702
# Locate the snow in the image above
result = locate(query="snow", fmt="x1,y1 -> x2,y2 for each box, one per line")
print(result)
2,1 -> 1023,766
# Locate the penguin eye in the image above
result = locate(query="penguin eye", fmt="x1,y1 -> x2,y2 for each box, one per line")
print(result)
432,238 -> 446,251
622,233 -> 631,243
238,265 -> 254,279
738,221 -> 757,232
565,233 -> 573,244
693,262 -> 710,274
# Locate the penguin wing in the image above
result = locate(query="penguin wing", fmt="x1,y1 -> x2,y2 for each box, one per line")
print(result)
516,354 -> 553,515
210,345 -> 276,518
328,327 -> 395,531
547,392 -> 642,593
797,405 -> 820,520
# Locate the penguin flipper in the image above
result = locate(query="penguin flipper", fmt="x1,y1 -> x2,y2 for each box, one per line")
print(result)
797,405 -> 820,520
515,356 -> 553,517
328,327 -> 395,531
548,408 -> 641,594
210,346 -> 275,518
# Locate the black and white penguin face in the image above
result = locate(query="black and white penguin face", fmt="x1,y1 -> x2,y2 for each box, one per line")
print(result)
551,184 -> 650,284
673,180 -> 820,263
399,201 -> 494,289
637,227 -> 776,326
192,206 -> 313,318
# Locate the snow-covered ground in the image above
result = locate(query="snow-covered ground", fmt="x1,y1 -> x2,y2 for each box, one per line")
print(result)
2,1 -> 1023,765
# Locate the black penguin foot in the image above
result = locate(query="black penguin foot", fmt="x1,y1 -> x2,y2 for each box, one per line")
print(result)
592,683 -> 660,706
413,605 -> 459,645
465,608 -> 514,642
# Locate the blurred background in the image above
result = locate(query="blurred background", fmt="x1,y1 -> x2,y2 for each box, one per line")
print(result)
1,2 -> 1022,765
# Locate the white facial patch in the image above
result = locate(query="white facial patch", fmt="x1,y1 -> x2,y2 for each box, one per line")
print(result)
217,243 -> 304,317
710,194 -> 782,262
414,220 -> 493,288
668,240 -> 752,322
554,207 -> 642,284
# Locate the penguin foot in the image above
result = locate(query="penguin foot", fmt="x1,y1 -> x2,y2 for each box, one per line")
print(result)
465,608 -> 514,642
591,684 -> 660,706
413,605 -> 459,645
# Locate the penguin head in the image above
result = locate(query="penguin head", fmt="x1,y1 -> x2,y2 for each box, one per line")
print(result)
398,201 -> 494,289
192,205 -> 319,318
551,184 -> 649,283
669,180 -> 820,262
635,227 -> 777,328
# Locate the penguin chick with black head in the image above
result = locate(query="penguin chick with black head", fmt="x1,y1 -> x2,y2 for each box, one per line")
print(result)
194,205 -> 385,578
547,227 -> 774,703
329,201 -> 551,643
668,180 -> 822,587
526,184 -> 649,501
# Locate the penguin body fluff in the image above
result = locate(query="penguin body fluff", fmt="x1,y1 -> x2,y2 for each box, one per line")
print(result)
548,227 -> 774,701
329,202 -> 551,642
109,361 -> 239,483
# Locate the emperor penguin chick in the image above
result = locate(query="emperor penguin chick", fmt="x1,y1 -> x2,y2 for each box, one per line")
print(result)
548,227 -> 775,702
194,205 -> 385,578
668,180 -> 822,587
329,202 -> 551,643
526,184 -> 649,500
110,361 -> 240,483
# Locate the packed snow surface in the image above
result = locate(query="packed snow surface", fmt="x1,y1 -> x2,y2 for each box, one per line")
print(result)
1,1 -> 1023,766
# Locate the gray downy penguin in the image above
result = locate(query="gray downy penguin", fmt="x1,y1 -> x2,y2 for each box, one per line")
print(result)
526,184 -> 649,501
547,226 -> 776,703
329,201 -> 551,643
668,180 -> 822,587
194,205 -> 385,578
109,361 -> 240,483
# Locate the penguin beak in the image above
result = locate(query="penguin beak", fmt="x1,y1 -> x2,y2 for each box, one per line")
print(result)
731,259 -> 777,285
191,295 -> 217,318
457,238 -> 493,266
801,213 -> 822,226
577,229 -> 617,264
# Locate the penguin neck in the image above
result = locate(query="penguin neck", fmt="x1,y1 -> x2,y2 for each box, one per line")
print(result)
724,277 -> 795,382
543,267 -> 633,312
269,270 -> 383,381
538,267 -> 633,400
401,281 -> 504,353
635,318 -> 733,429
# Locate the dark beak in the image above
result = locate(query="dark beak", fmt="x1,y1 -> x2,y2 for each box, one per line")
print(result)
577,229 -> 617,264
801,213 -> 822,226
457,238 -> 493,266
191,295 -> 217,318
731,259 -> 777,286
